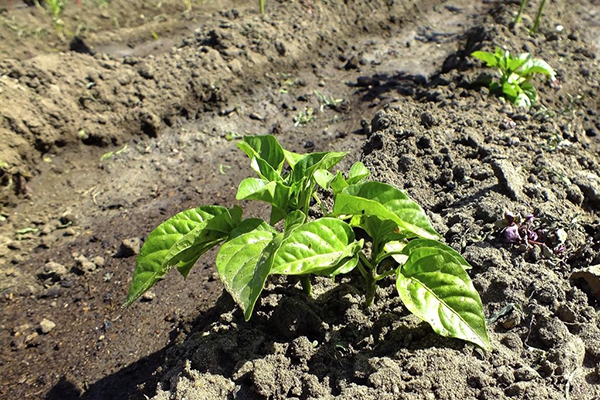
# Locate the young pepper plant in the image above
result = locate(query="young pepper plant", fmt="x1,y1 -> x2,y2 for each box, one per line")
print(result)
472,46 -> 555,108
124,135 -> 491,350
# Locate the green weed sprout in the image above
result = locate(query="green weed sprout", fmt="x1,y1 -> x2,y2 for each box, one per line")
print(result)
314,90 -> 343,112
472,46 -> 555,108
124,135 -> 491,350
293,107 -> 316,126
514,0 -> 547,33
259,0 -> 265,14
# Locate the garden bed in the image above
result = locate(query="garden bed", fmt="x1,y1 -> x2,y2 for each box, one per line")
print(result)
0,0 -> 599,399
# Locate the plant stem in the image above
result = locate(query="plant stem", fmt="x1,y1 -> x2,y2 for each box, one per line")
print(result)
312,193 -> 327,215
531,0 -> 546,33
300,275 -> 312,296
364,270 -> 377,307
359,252 -> 377,307
374,269 -> 396,281
514,0 -> 528,23
258,0 -> 265,14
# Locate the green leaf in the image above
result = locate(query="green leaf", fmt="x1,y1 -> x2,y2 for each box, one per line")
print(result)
271,218 -> 356,275
332,182 -> 440,240
519,57 -> 555,79
508,53 -> 529,72
502,81 -> 519,99
236,178 -> 291,211
514,92 -> 531,108
284,210 -> 306,235
292,151 -> 347,183
396,246 -> 490,350
216,229 -> 281,321
471,50 -> 498,67
228,218 -> 275,240
402,239 -> 471,270
314,169 -> 334,189
284,149 -> 304,168
347,162 -> 370,184
238,135 -> 285,172
314,239 -> 364,277
250,156 -> 282,182
471,51 -> 498,67
124,206 -> 231,307
166,206 -> 244,277
330,171 -> 348,195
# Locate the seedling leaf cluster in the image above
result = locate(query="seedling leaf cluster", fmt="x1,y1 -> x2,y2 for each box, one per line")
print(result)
125,135 -> 491,350
472,46 -> 555,108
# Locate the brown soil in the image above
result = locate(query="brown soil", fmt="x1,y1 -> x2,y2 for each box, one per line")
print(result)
1,0 -> 599,399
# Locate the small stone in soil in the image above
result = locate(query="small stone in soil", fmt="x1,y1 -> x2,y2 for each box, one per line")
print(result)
92,256 -> 105,268
81,261 -> 97,274
116,237 -> 142,258
39,318 -> 56,334
37,262 -> 67,280
141,291 -> 156,301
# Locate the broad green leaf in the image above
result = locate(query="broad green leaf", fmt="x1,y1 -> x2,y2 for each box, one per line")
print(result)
514,92 -> 531,108
347,162 -> 370,184
402,239 -> 471,270
350,214 -> 406,256
330,171 -> 348,195
238,135 -> 285,172
229,218 -> 275,240
174,238 -> 223,278
292,151 -> 347,183
284,149 -> 304,168
216,229 -> 281,320
236,178 -> 291,211
284,210 -> 306,235
271,218 -> 355,275
520,58 -> 555,79
502,81 -> 519,98
332,182 -> 440,240
124,206 -> 229,307
314,169 -> 334,189
165,206 -> 244,278
250,156 -> 282,182
521,82 -> 537,103
471,50 -> 498,67
314,239 -> 364,277
396,247 -> 490,350
508,53 -> 529,72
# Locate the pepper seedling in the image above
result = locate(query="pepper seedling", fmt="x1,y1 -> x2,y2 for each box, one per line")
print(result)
124,135 -> 491,350
472,46 -> 555,108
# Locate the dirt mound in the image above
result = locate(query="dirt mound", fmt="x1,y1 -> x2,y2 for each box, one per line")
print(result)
146,4 -> 600,400
0,0 -> 429,207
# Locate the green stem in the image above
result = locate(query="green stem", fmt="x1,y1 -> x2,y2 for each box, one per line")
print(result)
531,0 -> 546,33
514,0 -> 528,24
302,182 -> 316,215
364,270 -> 377,307
312,193 -> 327,215
259,0 -> 265,14
300,275 -> 312,296
373,250 -> 405,267
374,269 -> 396,281
357,261 -> 369,280
359,252 -> 377,307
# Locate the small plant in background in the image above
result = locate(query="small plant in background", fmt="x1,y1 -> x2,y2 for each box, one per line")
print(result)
182,0 -> 192,14
514,0 -> 547,33
314,90 -> 343,112
293,107 -> 316,126
124,135 -> 491,350
471,46 -> 555,108
501,212 -> 567,256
